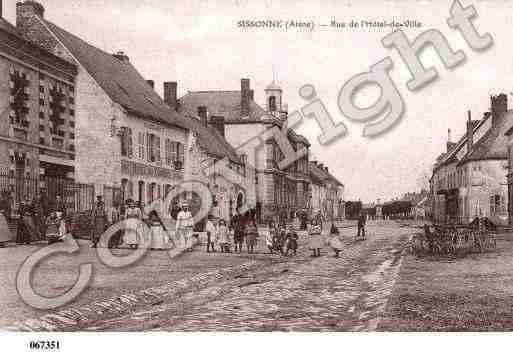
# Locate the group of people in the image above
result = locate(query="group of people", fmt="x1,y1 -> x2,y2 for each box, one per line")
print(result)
0,189 -> 68,245
90,197 -> 196,250
204,210 -> 259,254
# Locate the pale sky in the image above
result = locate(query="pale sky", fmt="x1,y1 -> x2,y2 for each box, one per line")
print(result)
6,0 -> 513,202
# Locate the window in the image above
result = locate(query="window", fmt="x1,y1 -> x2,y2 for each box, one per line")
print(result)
169,141 -> 184,169
120,127 -> 133,157
269,96 -> 277,112
138,132 -> 145,160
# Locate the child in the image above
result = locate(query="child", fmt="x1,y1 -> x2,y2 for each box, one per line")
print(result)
205,216 -> 217,253
218,219 -> 230,253
245,218 -> 258,254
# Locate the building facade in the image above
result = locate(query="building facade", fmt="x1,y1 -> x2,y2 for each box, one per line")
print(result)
178,78 -> 312,223
308,161 -> 345,220
0,11 -> 77,203
14,0 -> 242,213
431,95 -> 510,226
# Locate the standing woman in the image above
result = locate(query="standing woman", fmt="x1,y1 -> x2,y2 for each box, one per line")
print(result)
176,202 -> 194,251
308,214 -> 323,257
17,197 -> 37,244
233,210 -> 245,253
245,217 -> 258,254
124,199 -> 143,249
90,196 -> 107,248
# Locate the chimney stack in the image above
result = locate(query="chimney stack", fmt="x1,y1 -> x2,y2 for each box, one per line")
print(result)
197,106 -> 208,126
164,82 -> 178,110
113,51 -> 130,63
210,116 -> 225,138
466,110 -> 473,153
446,128 -> 456,152
241,78 -> 250,118
146,80 -> 154,89
491,93 -> 508,126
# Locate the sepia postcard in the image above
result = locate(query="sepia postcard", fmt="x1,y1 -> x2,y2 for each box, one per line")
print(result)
0,0 -> 511,357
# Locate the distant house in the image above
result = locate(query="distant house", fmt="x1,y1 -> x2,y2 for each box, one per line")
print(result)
431,95 -> 510,225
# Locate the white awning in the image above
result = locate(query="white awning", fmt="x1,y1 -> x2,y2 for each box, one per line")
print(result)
39,154 -> 75,167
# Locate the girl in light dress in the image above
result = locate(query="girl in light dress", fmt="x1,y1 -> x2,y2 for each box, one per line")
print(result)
217,219 -> 230,253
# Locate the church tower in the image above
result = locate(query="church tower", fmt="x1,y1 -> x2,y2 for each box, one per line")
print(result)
265,79 -> 287,121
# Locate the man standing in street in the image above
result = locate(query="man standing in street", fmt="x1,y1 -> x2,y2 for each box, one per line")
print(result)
357,211 -> 367,239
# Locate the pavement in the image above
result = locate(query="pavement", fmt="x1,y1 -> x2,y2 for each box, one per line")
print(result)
0,220 -> 418,331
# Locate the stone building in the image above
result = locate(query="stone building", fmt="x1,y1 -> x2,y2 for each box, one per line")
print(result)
0,7 -> 77,201
177,78 -> 312,223
14,0 -> 241,210
431,94 -> 511,225
308,161 -> 345,220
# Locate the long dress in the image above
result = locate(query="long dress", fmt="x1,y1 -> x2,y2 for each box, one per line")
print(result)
148,211 -> 171,250
91,203 -> 108,242
245,223 -> 258,247
175,210 -> 193,248
16,203 -> 38,244
308,221 -> 323,249
123,206 -> 144,246
218,225 -> 229,249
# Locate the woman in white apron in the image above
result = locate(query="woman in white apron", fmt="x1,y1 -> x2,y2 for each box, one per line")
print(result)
308,214 -> 323,257
176,202 -> 194,250
123,199 -> 144,249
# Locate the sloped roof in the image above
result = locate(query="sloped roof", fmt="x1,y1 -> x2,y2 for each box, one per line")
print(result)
325,170 -> 344,187
458,112 -> 512,164
434,115 -> 488,170
44,20 -> 188,129
0,18 -> 21,36
42,19 -> 240,163
180,91 -> 276,124
179,90 -> 310,146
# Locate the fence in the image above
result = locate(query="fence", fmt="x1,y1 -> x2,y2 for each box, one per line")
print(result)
0,170 -> 95,214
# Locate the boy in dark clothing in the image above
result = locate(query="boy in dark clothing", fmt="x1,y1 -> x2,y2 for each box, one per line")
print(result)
357,212 -> 366,239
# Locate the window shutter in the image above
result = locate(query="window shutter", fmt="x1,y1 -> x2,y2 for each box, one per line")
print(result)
171,141 -> 178,167
127,128 -> 133,158
155,136 -> 161,163
120,127 -> 127,156
178,142 -> 184,169
146,133 -> 151,161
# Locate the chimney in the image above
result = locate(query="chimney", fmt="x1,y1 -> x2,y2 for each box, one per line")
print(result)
241,78 -> 250,118
197,106 -> 208,126
466,110 -> 473,153
491,93 -> 508,126
164,82 -> 178,110
146,80 -> 154,89
324,166 -> 329,173
17,1 -> 45,22
112,51 -> 129,63
210,116 -> 225,138
1,1 -> 3,18
446,129 -> 456,152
